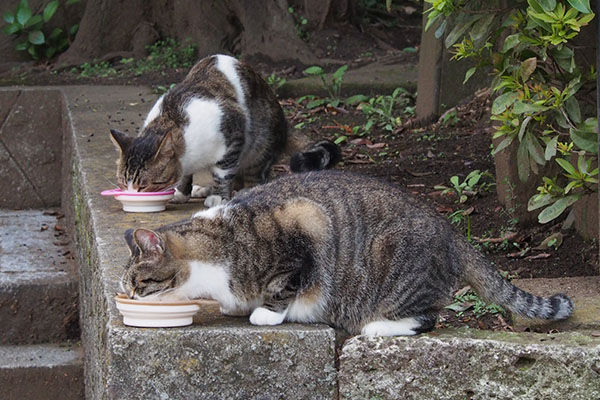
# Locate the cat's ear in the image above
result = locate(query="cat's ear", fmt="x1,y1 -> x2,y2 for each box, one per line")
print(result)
133,228 -> 165,257
124,228 -> 140,258
109,129 -> 132,153
154,131 -> 175,160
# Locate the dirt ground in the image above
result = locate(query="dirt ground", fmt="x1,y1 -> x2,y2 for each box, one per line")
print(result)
1,2 -> 597,332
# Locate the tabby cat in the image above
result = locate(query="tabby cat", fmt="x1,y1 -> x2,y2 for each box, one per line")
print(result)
120,171 -> 573,336
109,54 -> 339,207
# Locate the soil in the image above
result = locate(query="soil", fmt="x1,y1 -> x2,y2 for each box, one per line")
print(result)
1,3 -> 597,332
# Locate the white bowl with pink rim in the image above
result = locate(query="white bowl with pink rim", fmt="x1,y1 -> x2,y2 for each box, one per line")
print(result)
101,188 -> 175,212
115,294 -> 217,327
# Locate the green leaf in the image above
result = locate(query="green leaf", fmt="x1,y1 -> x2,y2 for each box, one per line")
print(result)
538,0 -> 557,11
517,140 -> 530,182
556,158 -> 578,175
28,30 -> 44,45
66,0 -> 80,4
564,96 -> 582,124
512,101 -> 548,114
491,92 -> 519,114
332,65 -> 348,81
470,14 -> 495,42
567,0 -> 592,13
304,66 -> 323,76
3,23 -> 20,35
3,12 -> 15,24
49,27 -> 63,40
518,115 -> 532,142
525,132 -> 545,165
528,193 -> 555,211
463,67 -> 476,84
492,136 -> 515,155
445,17 -> 479,48
538,194 -> 581,223
502,33 -> 520,53
45,46 -> 56,58
16,6 -> 31,26
43,0 -> 59,22
14,41 -> 28,51
545,136 -> 558,160
570,119 -> 598,154
306,98 -> 327,109
24,14 -> 42,28
69,23 -> 79,36
434,19 -> 447,39
334,135 -> 347,144
520,57 -> 537,82
346,94 -> 369,105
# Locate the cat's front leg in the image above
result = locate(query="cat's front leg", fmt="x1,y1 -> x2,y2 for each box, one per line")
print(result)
172,174 -> 193,203
206,142 -> 242,207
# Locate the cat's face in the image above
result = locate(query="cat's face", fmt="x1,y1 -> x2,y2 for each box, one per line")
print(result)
110,129 -> 181,192
120,228 -> 189,299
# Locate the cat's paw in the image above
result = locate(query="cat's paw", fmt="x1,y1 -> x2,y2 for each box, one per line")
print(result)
249,307 -> 286,326
191,185 -> 211,198
204,195 -> 227,208
171,188 -> 190,203
360,318 -> 420,337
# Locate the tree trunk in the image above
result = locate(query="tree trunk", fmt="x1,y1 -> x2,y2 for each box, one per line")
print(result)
57,0 -> 322,67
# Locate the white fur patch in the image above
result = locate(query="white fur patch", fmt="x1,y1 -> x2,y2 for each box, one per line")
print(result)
181,261 -> 238,311
191,185 -> 211,198
215,55 -> 248,116
361,318 -> 421,337
171,188 -> 190,203
143,94 -> 164,127
204,195 -> 226,208
249,307 -> 287,326
192,204 -> 225,219
287,294 -> 326,323
180,98 -> 227,175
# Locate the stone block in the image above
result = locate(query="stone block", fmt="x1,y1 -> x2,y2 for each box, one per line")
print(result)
339,331 -> 600,400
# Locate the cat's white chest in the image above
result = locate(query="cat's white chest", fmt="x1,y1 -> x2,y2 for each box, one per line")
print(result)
179,98 -> 227,174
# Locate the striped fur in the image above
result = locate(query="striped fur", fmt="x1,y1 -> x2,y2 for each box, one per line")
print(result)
120,171 -> 573,336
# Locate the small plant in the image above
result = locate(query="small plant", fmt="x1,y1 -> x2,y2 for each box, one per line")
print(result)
152,83 -> 176,95
303,65 -> 348,108
74,61 -> 116,78
359,87 -> 411,133
448,208 -> 473,241
132,38 -> 196,75
445,289 -> 506,319
435,170 -> 495,203
288,6 -> 309,41
2,0 -> 80,60
266,73 -> 287,93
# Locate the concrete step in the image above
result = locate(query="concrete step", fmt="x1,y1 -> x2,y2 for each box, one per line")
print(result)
0,342 -> 84,400
0,209 -> 79,345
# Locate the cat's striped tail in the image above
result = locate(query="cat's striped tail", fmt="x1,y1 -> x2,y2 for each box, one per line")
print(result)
459,241 -> 573,320
290,140 -> 341,173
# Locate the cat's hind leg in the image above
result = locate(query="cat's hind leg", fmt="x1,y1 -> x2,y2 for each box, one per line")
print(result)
361,313 -> 437,337
172,174 -> 192,203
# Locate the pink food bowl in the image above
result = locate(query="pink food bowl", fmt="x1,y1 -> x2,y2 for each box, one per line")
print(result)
101,189 -> 175,212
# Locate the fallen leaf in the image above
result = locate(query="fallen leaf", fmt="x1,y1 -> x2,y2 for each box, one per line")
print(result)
54,224 -> 64,232
350,138 -> 372,146
534,232 -> 563,250
462,207 -> 475,216
454,286 -> 471,297
366,142 -> 386,149
40,224 -> 49,231
436,206 -> 453,213
525,253 -> 551,260
408,171 -> 433,177
427,150 -> 435,158
507,248 -> 530,259
473,232 -> 518,243
406,183 -> 425,188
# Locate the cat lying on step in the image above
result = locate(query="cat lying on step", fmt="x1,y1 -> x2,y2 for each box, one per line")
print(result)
109,54 -> 339,207
119,171 -> 573,336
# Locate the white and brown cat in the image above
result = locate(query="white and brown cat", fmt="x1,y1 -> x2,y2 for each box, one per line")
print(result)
109,54 -> 340,207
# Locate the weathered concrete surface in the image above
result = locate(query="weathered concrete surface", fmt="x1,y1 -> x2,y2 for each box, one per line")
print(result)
339,330 -> 600,400
278,58 -> 418,98
0,90 -> 64,208
57,85 -> 338,399
0,209 -> 78,345
0,342 -> 84,400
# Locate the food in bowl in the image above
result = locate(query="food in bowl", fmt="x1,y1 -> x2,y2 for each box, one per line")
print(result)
114,294 -> 216,327
101,188 -> 175,212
